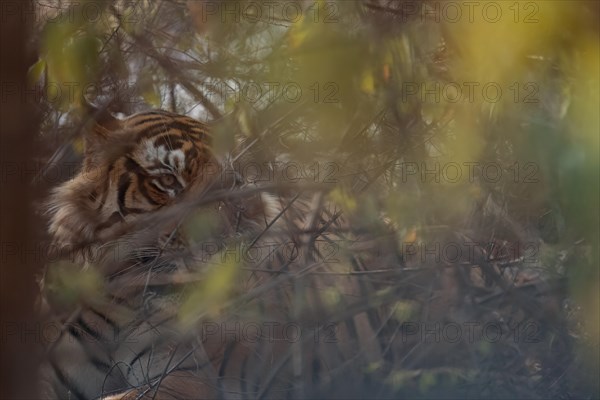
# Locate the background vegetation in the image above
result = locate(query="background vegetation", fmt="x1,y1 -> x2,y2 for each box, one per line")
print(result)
9,0 -> 599,398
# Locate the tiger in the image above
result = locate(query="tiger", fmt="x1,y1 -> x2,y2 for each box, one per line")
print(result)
38,107 -> 403,400
39,106 -> 567,400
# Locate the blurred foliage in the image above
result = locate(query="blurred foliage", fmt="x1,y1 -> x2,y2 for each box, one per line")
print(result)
44,260 -> 104,307
178,249 -> 240,328
32,0 -> 598,398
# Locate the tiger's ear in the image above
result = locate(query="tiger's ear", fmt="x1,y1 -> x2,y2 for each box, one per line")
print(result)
78,102 -> 121,169
81,103 -> 122,165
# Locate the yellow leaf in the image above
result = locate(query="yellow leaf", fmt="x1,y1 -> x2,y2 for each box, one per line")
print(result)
360,69 -> 375,94
46,261 -> 103,306
178,251 -> 239,329
328,187 -> 357,212
42,20 -> 100,109
392,300 -> 418,322
323,287 -> 341,308
288,15 -> 308,48
365,361 -> 382,373
72,137 -> 85,154
142,86 -> 161,108
27,59 -> 46,87
403,226 -> 418,243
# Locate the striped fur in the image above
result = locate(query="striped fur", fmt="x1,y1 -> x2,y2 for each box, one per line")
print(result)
46,110 -> 214,257
40,110 -> 399,399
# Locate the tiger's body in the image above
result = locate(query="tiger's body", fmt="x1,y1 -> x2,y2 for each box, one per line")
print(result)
40,109 -> 398,399
40,108 -> 565,399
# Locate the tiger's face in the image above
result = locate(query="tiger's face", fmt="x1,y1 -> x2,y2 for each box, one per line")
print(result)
110,111 -> 214,213
47,110 -> 217,252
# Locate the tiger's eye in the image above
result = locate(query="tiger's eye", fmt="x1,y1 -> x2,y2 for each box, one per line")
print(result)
159,174 -> 176,187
